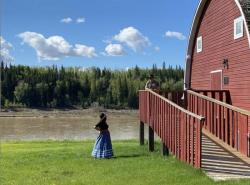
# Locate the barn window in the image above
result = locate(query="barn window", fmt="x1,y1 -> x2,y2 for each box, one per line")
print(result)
224,77 -> 229,85
197,36 -> 202,53
234,16 -> 244,39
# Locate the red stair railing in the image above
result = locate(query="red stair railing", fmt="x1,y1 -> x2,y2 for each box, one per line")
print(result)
187,90 -> 250,157
139,89 -> 205,168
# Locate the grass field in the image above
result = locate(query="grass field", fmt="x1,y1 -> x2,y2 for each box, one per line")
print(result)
0,140 -> 250,185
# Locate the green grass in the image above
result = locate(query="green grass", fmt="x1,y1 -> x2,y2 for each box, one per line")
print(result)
0,140 -> 249,185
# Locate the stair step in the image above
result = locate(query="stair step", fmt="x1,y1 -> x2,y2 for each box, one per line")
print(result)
202,134 -> 250,181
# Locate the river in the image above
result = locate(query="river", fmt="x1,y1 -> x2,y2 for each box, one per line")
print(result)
0,109 -> 150,141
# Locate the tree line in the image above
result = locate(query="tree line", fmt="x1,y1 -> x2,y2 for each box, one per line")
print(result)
0,61 -> 184,109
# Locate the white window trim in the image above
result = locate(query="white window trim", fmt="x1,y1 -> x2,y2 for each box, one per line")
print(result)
210,69 -> 222,74
234,16 -> 244,40
197,36 -> 202,53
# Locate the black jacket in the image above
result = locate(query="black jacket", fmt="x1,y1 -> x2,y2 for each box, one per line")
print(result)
95,118 -> 109,131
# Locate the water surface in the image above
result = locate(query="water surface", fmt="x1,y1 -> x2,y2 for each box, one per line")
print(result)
0,110 -> 148,141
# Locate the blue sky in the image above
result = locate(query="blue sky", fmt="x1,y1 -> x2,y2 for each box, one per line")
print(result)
1,0 -> 199,69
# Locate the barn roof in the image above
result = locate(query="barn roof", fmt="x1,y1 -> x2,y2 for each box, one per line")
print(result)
184,0 -> 250,90
239,0 -> 250,32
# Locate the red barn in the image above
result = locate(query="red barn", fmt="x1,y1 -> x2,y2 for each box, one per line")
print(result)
185,0 -> 250,110
139,0 -> 250,169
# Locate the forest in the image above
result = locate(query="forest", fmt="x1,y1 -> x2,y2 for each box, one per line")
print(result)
0,61 -> 184,109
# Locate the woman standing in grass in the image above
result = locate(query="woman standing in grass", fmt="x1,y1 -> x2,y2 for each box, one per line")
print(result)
92,113 -> 114,158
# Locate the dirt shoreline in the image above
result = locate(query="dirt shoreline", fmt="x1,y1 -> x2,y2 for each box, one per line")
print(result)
0,107 -> 138,118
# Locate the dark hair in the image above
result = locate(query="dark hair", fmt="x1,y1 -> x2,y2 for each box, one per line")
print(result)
100,113 -> 106,119
149,74 -> 154,79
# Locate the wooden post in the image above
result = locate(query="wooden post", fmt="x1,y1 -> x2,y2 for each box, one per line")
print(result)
161,141 -> 169,156
148,126 -> 154,152
183,91 -> 188,109
140,121 -> 144,145
168,92 -> 172,101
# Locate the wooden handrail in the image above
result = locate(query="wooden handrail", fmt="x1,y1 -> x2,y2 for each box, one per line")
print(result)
139,90 -> 205,121
187,90 -> 250,116
194,89 -> 230,93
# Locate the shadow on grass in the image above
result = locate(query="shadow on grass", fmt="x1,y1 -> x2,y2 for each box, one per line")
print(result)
113,154 -> 144,159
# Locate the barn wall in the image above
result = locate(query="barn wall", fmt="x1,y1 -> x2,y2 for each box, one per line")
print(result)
190,0 -> 250,114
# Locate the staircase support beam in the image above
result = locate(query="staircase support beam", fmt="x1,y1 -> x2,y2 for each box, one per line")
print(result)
148,126 -> 154,152
161,142 -> 169,156
139,121 -> 144,145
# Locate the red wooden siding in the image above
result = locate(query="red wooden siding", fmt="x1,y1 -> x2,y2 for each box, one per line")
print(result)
190,0 -> 250,118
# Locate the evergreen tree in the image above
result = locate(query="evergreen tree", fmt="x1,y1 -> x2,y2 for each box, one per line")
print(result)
1,62 -> 184,109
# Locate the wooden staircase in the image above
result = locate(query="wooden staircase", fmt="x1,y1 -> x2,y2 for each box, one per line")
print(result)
202,134 -> 250,181
139,89 -> 250,180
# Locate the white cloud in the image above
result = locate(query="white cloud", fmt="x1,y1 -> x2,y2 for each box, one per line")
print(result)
154,46 -> 160,52
0,36 -> 14,63
18,31 -> 97,61
100,52 -> 107,56
76,17 -> 85,23
114,27 -> 150,52
61,17 -> 72,23
73,44 -> 97,58
102,39 -> 112,44
105,44 -> 124,56
165,31 -> 186,40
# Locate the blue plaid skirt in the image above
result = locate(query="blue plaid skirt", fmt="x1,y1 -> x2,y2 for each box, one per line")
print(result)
92,130 -> 113,158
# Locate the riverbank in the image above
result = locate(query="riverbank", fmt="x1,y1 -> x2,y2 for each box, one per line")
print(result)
1,140 -> 249,185
0,108 -> 138,118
